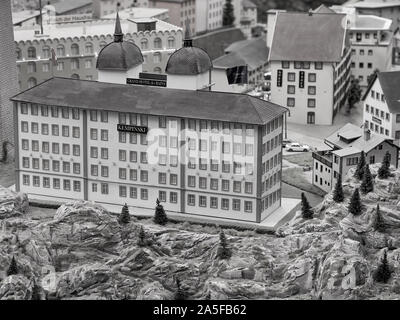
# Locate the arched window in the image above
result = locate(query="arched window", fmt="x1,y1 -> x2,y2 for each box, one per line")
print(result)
153,67 -> 162,74
56,44 -> 65,57
153,52 -> 161,63
85,42 -> 93,54
27,61 -> 36,73
42,46 -> 50,58
154,37 -> 162,49
27,77 -> 37,88
71,43 -> 80,55
16,48 -> 21,60
27,46 -> 36,58
168,36 -> 176,48
71,74 -> 80,79
71,58 -> 79,70
140,38 -> 148,50
99,41 -> 108,49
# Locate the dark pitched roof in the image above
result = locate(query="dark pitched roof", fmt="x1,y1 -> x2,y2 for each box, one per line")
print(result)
193,27 -> 246,60
313,4 -> 336,14
269,12 -> 347,62
213,38 -> 269,70
363,71 -> 400,113
52,0 -> 92,14
11,78 -> 287,125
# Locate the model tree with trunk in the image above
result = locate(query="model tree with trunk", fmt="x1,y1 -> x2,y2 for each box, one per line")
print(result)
348,188 -> 362,216
333,174 -> 344,203
360,164 -> 374,194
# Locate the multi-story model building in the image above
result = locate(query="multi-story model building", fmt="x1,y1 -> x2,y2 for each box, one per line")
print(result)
346,0 -> 400,31
312,123 -> 399,193
268,11 -> 351,125
240,0 -> 258,38
332,5 -> 393,87
14,15 -> 182,90
149,0 -> 196,36
0,0 -> 19,149
363,71 -> 400,144
11,16 -> 287,223
93,0 -> 150,18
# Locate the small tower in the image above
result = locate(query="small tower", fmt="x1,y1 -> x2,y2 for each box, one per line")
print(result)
96,13 -> 144,84
165,19 -> 213,91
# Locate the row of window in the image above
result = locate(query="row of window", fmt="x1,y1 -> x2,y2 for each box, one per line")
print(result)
370,90 -> 385,102
262,135 -> 282,155
287,85 -> 317,95
262,170 -> 281,193
365,120 -> 392,137
187,176 -> 253,193
17,36 -> 177,60
21,104 -> 80,119
261,189 -> 280,211
286,72 -> 316,83
365,104 -> 391,121
22,175 -> 81,192
21,140 -> 80,156
351,48 -> 374,56
281,61 -> 323,70
22,158 -> 81,174
351,62 -> 374,69
187,194 -> 253,213
21,122 -> 80,138
287,98 -> 317,109
262,153 -> 281,175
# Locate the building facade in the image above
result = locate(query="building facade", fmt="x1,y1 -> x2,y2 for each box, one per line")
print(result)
312,123 -> 399,193
363,71 -> 400,144
149,0 -> 196,36
12,79 -> 286,223
92,0 -> 149,18
269,11 -> 351,125
0,0 -> 19,149
14,17 -> 182,90
332,5 -> 393,87
11,19 -> 287,223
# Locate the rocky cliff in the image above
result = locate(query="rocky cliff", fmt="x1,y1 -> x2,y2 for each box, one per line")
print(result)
1,164 -> 400,300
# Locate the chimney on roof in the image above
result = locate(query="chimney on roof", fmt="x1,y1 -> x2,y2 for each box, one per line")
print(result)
364,127 -> 371,142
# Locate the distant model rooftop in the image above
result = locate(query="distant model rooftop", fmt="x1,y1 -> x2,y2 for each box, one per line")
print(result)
103,7 -> 169,20
11,77 -> 287,125
351,0 -> 400,9
269,11 -> 347,63
13,17 -> 181,42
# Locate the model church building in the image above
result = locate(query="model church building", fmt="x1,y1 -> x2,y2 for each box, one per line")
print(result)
12,14 -> 287,224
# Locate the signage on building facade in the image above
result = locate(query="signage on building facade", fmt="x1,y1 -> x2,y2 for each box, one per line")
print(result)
299,71 -> 305,89
117,124 -> 148,134
126,78 -> 167,87
372,116 -> 382,125
55,14 -> 93,24
277,70 -> 282,87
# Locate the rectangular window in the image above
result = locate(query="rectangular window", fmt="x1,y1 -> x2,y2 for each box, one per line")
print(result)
287,72 -> 295,82
308,86 -> 316,95
233,199 -> 240,211
130,187 -> 137,199
101,148 -> 108,160
119,150 -> 127,162
221,199 -> 229,210
101,166 -> 109,177
287,97 -> 295,107
244,201 -> 253,213
90,147 -> 98,158
140,188 -> 148,200
210,197 -> 218,209
187,194 -> 195,206
53,178 -> 60,189
100,129 -> 108,141
119,168 -> 127,180
140,170 -> 148,182
170,174 -> 178,186
130,169 -> 137,181
170,192 -> 178,203
101,183 -> 109,195
159,191 -> 167,202
119,186 -> 127,198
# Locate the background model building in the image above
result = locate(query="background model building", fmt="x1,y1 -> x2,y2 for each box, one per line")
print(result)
12,15 -> 287,224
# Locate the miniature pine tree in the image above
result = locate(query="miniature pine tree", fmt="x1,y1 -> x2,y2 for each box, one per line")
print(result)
217,229 -> 231,259
360,164 -> 374,194
374,204 -> 386,233
301,192 -> 313,219
137,225 -> 146,246
222,0 -> 235,26
154,198 -> 168,225
354,151 -> 366,180
348,188 -> 362,216
119,203 -> 131,224
7,256 -> 18,276
333,175 -> 344,203
174,278 -> 186,300
373,250 -> 392,283
378,152 -> 391,179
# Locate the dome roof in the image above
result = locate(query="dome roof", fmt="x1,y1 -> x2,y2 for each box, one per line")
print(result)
96,13 -> 144,71
96,41 -> 144,71
166,41 -> 212,75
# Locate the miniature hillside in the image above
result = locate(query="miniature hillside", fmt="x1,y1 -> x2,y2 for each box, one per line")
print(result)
1,163 -> 400,300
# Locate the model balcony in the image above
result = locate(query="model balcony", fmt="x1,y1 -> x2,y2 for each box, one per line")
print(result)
312,150 -> 333,168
